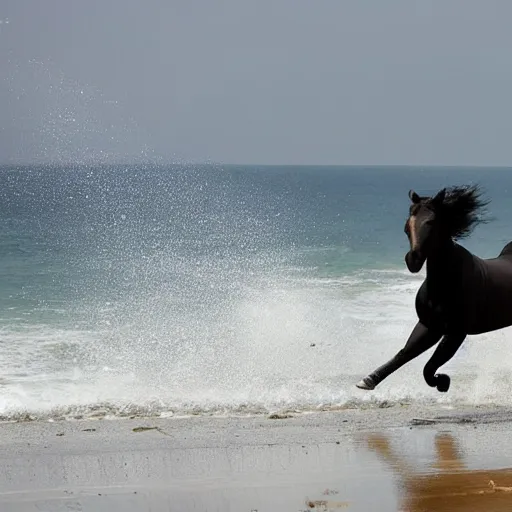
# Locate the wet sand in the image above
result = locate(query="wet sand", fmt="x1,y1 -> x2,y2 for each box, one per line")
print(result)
2,406 -> 512,511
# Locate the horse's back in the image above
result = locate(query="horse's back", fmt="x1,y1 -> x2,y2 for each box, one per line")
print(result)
498,241 -> 512,259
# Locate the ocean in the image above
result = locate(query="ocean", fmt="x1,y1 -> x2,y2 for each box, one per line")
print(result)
1,164 -> 512,421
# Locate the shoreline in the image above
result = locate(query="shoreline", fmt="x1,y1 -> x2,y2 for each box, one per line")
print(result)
2,398 -> 512,423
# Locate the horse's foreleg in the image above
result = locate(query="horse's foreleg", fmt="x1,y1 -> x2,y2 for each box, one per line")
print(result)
356,322 -> 442,390
423,333 -> 466,392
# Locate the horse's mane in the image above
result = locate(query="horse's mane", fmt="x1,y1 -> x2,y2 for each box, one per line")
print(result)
438,184 -> 490,240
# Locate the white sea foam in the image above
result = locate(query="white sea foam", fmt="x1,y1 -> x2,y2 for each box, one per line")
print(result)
1,261 -> 511,421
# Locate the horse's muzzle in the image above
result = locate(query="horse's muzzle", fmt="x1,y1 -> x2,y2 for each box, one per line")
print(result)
405,250 -> 425,273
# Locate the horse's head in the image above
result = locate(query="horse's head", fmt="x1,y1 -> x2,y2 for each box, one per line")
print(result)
404,184 -> 489,273
404,188 -> 446,273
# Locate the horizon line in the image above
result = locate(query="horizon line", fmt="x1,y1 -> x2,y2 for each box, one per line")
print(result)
1,161 -> 512,170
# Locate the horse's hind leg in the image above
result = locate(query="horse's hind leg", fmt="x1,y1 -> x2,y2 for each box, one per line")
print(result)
356,322 -> 442,390
423,333 -> 466,392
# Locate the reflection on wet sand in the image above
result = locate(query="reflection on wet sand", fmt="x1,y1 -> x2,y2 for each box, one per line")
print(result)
366,432 -> 512,511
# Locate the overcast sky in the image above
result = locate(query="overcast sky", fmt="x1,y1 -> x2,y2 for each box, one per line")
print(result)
1,1 -> 512,166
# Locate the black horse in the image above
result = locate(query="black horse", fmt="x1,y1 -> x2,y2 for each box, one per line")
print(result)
357,184 -> 512,393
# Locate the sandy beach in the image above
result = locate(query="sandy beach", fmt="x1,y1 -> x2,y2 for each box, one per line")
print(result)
2,406 -> 512,511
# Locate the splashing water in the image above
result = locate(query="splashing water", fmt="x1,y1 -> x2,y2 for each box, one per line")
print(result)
0,164 -> 512,421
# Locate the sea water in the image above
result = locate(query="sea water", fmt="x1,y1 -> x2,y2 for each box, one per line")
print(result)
0,164 -> 512,420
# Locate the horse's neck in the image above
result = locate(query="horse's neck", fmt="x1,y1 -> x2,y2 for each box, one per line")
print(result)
425,240 -> 463,293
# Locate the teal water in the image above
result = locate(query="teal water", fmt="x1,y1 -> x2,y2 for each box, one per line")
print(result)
1,164 -> 512,419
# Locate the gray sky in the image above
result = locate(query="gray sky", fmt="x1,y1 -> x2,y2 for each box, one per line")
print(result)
1,1 -> 512,166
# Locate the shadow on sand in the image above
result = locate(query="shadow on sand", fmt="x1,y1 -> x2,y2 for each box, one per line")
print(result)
365,431 -> 512,512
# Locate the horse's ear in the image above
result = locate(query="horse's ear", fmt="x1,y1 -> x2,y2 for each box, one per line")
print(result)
433,188 -> 446,205
409,190 -> 420,204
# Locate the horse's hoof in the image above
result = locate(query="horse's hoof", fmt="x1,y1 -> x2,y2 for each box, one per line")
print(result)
356,376 -> 376,391
436,374 -> 450,392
